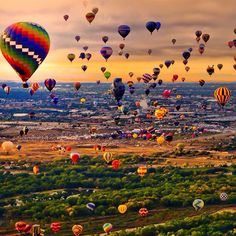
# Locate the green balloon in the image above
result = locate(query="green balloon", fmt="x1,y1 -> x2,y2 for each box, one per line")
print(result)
104,71 -> 111,80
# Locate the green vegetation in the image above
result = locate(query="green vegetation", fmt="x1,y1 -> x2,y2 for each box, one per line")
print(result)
0,155 -> 235,235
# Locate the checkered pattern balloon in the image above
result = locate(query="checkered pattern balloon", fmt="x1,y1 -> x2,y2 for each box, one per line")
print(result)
0,22 -> 50,83
220,192 -> 228,201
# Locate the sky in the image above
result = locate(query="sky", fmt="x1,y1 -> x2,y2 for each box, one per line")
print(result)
0,0 -> 235,83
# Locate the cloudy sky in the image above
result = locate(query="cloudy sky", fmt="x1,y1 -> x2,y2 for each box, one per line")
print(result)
0,0 -> 235,83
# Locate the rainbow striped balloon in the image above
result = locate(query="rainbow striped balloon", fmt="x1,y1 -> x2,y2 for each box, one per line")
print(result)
103,223 -> 113,234
0,22 -> 50,83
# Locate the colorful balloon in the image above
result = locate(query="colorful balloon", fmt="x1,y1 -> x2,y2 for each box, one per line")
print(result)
0,22 -> 50,84
72,225 -> 83,236
44,79 -> 56,91
103,223 -> 112,234
100,46 -> 113,61
214,87 -> 231,107
50,222 -> 61,233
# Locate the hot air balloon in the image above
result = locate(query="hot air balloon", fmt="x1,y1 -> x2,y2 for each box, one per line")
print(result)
80,98 -> 86,104
137,165 -> 147,177
32,82 -> 39,92
124,52 -> 130,59
112,159 -> 121,169
153,67 -> 160,76
81,65 -> 87,71
199,79 -> 205,86
75,35 -> 80,42
92,7 -> 99,15
217,64 -> 223,70
234,64 -> 236,70
64,15 -> 69,21
72,225 -> 83,236
157,135 -> 165,145
1,141 -> 14,153
101,67 -> 106,72
103,223 -> 112,234
68,53 -> 75,62
118,204 -> 127,214
207,65 -> 214,76
185,66 -> 190,72
193,199 -> 204,211
202,34 -> 210,43
86,12 -> 95,24
118,25 -> 131,40
163,89 -> 171,98
142,73 -> 152,83
0,22 -> 50,85
214,87 -> 231,107
104,71 -> 111,80
181,77 -> 186,82
33,165 -> 39,175
79,52 -> 86,59
172,74 -> 178,82
44,79 -> 56,91
70,153 -> 80,164
156,22 -> 161,31
219,192 -> 228,201
15,222 -> 32,233
4,86 -> 11,95
146,21 -> 157,34
86,202 -> 95,211
50,222 -> 61,233
195,30 -> 202,38
74,82 -> 81,91
228,41 -> 234,48
148,49 -> 152,55
158,79 -> 163,85
103,152 -> 113,163
16,144 -> 22,151
102,36 -> 109,44
172,38 -> 176,45
127,80 -> 134,87
112,78 -> 125,102
119,43 -> 125,50
100,46 -> 113,61
165,60 -> 172,68
182,51 -> 191,60
159,63 -> 163,68
139,208 -> 149,217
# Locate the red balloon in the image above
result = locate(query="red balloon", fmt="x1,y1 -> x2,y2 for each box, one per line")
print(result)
112,160 -> 121,169
50,222 -> 61,233
70,153 -> 80,164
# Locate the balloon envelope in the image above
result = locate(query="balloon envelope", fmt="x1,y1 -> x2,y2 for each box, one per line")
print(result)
0,22 -> 50,83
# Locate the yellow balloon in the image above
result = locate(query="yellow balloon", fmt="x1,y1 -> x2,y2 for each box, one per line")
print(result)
157,136 -> 165,145
1,141 -> 14,153
80,98 -> 86,104
118,204 -> 127,214
133,133 -> 138,139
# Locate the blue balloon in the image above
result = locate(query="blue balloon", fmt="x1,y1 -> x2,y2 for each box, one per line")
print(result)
146,21 -> 157,34
112,78 -> 125,102
165,60 -> 172,68
86,202 -> 95,211
182,51 -> 191,60
118,25 -> 131,39
156,22 -> 161,30
79,52 -> 86,59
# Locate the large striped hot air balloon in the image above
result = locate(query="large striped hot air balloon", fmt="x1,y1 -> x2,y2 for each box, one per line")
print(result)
214,87 -> 231,106
103,152 -> 113,163
0,22 -> 50,85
